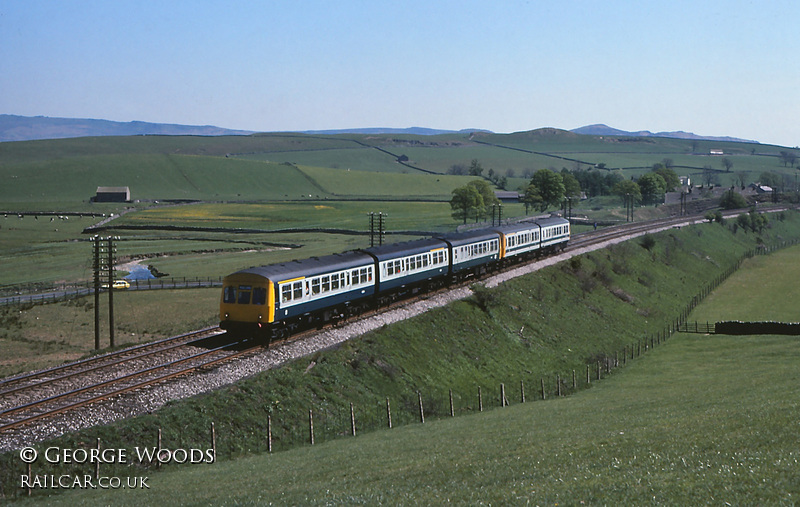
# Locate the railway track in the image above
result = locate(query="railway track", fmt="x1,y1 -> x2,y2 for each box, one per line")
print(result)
2,207 -> 787,435
0,327 -> 262,432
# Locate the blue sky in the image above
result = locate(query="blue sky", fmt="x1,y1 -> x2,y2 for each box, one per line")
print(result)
2,0 -> 798,147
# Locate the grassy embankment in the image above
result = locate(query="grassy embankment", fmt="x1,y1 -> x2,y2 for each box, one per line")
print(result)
4,210 -> 800,503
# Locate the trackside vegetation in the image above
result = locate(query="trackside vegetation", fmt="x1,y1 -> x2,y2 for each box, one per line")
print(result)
3,211 -> 800,502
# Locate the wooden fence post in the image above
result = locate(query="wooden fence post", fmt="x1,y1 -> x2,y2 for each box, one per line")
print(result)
95,438 -> 101,480
572,369 -> 576,390
350,403 -> 356,437
386,397 -> 392,429
557,374 -> 562,397
500,383 -> 507,407
449,389 -> 455,417
211,422 -> 216,462
267,415 -> 272,453
520,380 -> 525,403
586,364 -> 590,384
541,378 -> 546,400
418,391 -> 425,423
478,386 -> 483,412
309,409 -> 314,445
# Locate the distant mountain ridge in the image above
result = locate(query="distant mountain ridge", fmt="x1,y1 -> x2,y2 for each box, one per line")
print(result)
570,123 -> 758,144
0,115 -> 254,142
0,114 -> 758,144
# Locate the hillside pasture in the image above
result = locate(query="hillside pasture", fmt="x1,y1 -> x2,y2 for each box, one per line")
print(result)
0,154 -> 328,204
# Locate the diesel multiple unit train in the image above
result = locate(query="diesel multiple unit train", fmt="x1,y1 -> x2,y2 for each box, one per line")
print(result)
220,216 -> 570,339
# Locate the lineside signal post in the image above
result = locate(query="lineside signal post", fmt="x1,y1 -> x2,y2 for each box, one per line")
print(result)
92,236 -> 118,349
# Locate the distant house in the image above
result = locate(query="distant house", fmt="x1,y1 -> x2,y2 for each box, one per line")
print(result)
494,191 -> 521,203
749,183 -> 773,194
710,149 -> 724,156
94,186 -> 130,202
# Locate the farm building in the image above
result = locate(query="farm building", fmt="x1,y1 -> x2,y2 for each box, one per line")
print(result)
94,186 -> 131,202
494,191 -> 521,202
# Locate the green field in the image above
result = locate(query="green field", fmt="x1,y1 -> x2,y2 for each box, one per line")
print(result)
27,334 -> 797,505
6,217 -> 800,504
2,129 -> 796,296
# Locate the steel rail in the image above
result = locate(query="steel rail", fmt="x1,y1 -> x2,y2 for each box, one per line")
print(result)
0,341 -> 255,432
0,326 -> 221,391
0,328 -> 222,399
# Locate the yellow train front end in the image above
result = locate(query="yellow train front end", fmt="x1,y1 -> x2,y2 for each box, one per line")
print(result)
219,271 -> 275,337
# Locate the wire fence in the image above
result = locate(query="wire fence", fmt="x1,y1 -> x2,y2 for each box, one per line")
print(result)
0,277 -> 223,307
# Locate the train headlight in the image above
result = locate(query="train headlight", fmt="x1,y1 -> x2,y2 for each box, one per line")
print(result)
224,313 -> 229,318
258,315 -> 262,320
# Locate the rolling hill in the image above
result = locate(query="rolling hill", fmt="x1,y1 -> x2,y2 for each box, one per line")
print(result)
0,114 -> 761,144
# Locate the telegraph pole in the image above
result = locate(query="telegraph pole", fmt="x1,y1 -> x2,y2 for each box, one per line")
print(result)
378,212 -> 385,245
368,212 -> 386,247
107,236 -> 116,348
93,236 -> 101,350
91,235 -> 117,349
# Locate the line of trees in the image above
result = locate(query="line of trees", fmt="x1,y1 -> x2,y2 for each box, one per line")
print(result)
449,159 -> 683,222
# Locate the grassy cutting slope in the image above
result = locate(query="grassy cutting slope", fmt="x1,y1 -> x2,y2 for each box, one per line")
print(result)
5,212 -> 800,502
33,333 -> 799,505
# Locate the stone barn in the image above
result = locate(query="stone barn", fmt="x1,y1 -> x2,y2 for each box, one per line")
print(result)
94,186 -> 131,202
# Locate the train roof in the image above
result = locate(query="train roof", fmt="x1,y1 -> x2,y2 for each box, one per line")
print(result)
361,237 -> 448,261
436,229 -> 501,247
230,250 -> 374,282
494,216 -> 569,234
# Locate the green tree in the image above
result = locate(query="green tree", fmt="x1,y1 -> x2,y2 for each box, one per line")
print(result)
637,173 -> 666,204
467,179 -> 499,208
527,169 -> 565,212
521,184 -> 544,213
450,185 -> 483,224
719,189 -> 747,209
759,171 -> 781,189
721,157 -> 734,172
468,159 -> 484,177
749,210 -> 768,233
560,170 -> 582,198
612,179 -> 642,204
651,163 -> 680,192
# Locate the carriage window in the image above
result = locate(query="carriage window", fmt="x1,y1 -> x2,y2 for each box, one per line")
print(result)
293,281 -> 303,300
223,286 -> 236,304
311,278 -> 321,295
321,276 -> 330,292
331,273 -> 340,290
237,286 -> 252,304
253,288 -> 267,305
281,285 -> 292,303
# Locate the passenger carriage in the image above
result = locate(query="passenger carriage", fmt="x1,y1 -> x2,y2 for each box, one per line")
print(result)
437,229 -> 502,280
362,238 -> 450,298
220,251 -> 376,337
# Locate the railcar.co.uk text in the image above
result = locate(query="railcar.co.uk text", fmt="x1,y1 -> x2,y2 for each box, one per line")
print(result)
18,445 -> 215,490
